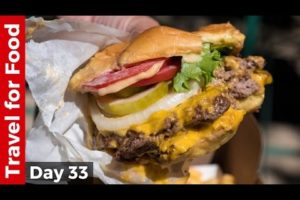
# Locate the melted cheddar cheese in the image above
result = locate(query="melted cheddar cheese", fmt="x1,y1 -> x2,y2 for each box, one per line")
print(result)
159,107 -> 245,161
130,86 -> 227,136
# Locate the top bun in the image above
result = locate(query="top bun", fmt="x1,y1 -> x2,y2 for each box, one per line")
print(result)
119,23 -> 245,65
118,26 -> 203,66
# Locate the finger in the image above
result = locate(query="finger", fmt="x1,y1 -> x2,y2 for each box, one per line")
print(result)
58,16 -> 159,36
126,16 -> 159,35
58,16 -> 94,22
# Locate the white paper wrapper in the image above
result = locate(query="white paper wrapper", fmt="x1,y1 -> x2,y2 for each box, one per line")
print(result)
26,17 -> 221,184
26,17 -> 130,184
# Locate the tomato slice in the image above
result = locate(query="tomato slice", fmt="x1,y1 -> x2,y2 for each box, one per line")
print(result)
132,57 -> 181,87
82,58 -> 166,92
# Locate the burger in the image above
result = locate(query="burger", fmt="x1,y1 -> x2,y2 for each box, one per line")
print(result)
69,23 -> 272,182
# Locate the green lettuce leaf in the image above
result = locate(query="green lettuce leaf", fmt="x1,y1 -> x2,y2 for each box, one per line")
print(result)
211,44 -> 234,55
173,43 -> 222,92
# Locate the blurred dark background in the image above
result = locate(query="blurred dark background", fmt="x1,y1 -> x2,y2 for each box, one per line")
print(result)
150,16 -> 300,184
26,16 -> 300,184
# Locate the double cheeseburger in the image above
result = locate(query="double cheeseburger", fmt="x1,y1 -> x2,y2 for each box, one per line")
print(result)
69,23 -> 272,174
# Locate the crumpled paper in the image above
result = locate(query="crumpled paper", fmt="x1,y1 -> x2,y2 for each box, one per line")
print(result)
26,17 -> 221,184
26,17 -> 130,184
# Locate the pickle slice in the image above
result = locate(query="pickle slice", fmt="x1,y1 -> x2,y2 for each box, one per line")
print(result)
97,82 -> 169,117
113,86 -> 146,98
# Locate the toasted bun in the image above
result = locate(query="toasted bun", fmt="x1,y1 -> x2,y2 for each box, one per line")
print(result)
119,23 -> 245,65
193,23 -> 245,54
69,42 -> 128,91
118,26 -> 203,66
